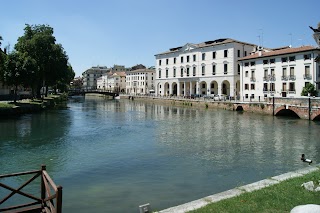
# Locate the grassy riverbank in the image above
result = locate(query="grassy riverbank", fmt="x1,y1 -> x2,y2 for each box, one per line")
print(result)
189,169 -> 320,213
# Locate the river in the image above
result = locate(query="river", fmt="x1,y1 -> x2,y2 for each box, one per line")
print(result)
1,96 -> 320,212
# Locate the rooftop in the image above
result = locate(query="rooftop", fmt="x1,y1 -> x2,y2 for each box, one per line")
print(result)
239,46 -> 319,61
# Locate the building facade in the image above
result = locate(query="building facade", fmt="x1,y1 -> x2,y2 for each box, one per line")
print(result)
82,66 -> 109,90
126,68 -> 155,95
97,72 -> 126,93
154,38 -> 256,98
239,46 -> 320,101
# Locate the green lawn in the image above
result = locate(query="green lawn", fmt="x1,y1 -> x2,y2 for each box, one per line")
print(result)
0,102 -> 14,108
190,169 -> 320,213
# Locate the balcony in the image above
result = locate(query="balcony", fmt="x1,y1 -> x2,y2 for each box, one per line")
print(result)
263,88 -> 269,93
263,76 -> 269,81
289,75 -> 296,80
250,77 -> 256,82
288,90 -> 296,94
269,75 -> 276,81
281,75 -> 288,81
303,74 -> 312,80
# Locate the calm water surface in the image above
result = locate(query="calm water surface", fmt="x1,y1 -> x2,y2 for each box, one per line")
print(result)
1,97 -> 320,212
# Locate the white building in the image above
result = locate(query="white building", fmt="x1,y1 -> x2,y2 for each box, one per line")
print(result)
154,38 -> 256,98
126,68 -> 155,95
239,46 -> 320,101
97,72 -> 126,93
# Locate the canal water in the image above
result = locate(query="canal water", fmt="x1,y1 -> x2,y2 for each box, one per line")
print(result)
1,97 -> 320,212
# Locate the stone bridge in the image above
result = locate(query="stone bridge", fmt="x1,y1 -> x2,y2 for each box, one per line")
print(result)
232,97 -> 320,121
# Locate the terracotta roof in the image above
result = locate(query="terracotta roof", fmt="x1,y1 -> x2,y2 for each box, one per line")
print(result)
128,68 -> 155,73
113,71 -> 126,77
239,46 -> 319,61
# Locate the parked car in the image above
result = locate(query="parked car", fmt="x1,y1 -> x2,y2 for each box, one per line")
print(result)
213,94 -> 228,101
191,94 -> 201,99
204,94 -> 215,99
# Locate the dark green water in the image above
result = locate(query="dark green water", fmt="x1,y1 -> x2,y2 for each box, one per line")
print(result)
1,97 -> 320,212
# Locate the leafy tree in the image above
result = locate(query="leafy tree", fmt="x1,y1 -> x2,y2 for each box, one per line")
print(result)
301,83 -> 317,97
15,24 -> 71,98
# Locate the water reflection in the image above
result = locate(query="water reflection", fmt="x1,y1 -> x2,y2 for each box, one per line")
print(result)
1,97 -> 320,212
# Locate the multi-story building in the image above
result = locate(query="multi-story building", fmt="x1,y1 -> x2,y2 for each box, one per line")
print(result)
97,72 -> 127,93
126,68 -> 155,95
82,66 -> 109,90
239,46 -> 320,101
154,38 -> 256,98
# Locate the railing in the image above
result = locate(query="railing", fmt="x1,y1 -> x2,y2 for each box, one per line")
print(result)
281,75 -> 288,81
289,75 -> 296,80
269,75 -> 276,81
0,165 -> 62,213
250,77 -> 256,82
303,74 -> 312,80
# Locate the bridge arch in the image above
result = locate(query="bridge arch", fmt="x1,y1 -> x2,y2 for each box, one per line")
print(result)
274,106 -> 300,118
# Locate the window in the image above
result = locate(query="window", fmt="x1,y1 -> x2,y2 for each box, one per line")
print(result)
244,62 -> 249,67
174,57 -> 176,64
245,94 -> 248,99
224,50 -> 228,57
251,94 -> 255,99
193,67 -> 196,76
263,59 -> 268,64
245,71 -> 248,77
238,64 -> 240,75
187,56 -> 190,63
270,59 -> 275,64
290,67 -> 295,75
251,84 -> 255,90
166,69 -> 168,78
186,67 -> 190,76
237,50 -> 240,57
271,68 -> 275,76
159,60 -> 162,66
159,69 -> 161,78
244,51 -> 247,56
181,56 -> 184,63
251,70 -> 255,78
212,51 -> 216,59
282,83 -> 287,91
202,84 -> 205,89
304,54 -> 311,60
264,69 -> 268,78
193,54 -> 196,61
180,68 -> 183,77
250,61 -> 255,66
281,57 -> 287,62
289,82 -> 295,91
263,83 -> 268,91
224,64 -> 228,74
212,65 -> 216,75
270,83 -> 275,91
289,56 -> 295,62
282,67 -> 287,77
305,66 -> 310,75
173,68 -> 176,77
166,59 -> 169,65
202,53 -> 206,60
202,66 -> 205,76
245,84 -> 249,90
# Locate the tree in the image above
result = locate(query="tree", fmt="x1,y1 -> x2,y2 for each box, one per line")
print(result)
301,83 -> 317,97
15,24 -> 71,98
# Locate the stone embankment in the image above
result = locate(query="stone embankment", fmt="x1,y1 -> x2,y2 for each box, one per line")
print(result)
124,95 -> 320,120
158,165 -> 319,213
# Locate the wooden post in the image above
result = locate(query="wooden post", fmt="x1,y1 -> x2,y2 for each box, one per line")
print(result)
41,165 -> 46,203
309,97 -> 311,120
56,186 -> 63,213
272,97 -> 275,116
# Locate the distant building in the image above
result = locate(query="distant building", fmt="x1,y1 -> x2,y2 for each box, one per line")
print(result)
239,46 -> 320,101
82,66 -> 109,89
126,68 -> 155,95
154,38 -> 256,98
97,71 -> 126,93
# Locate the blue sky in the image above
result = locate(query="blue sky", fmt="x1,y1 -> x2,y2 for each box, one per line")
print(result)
1,0 -> 319,76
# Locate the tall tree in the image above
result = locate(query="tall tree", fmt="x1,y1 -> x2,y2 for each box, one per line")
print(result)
15,24 -> 71,98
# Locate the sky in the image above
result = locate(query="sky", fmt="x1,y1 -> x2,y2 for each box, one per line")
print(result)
0,0 -> 319,77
